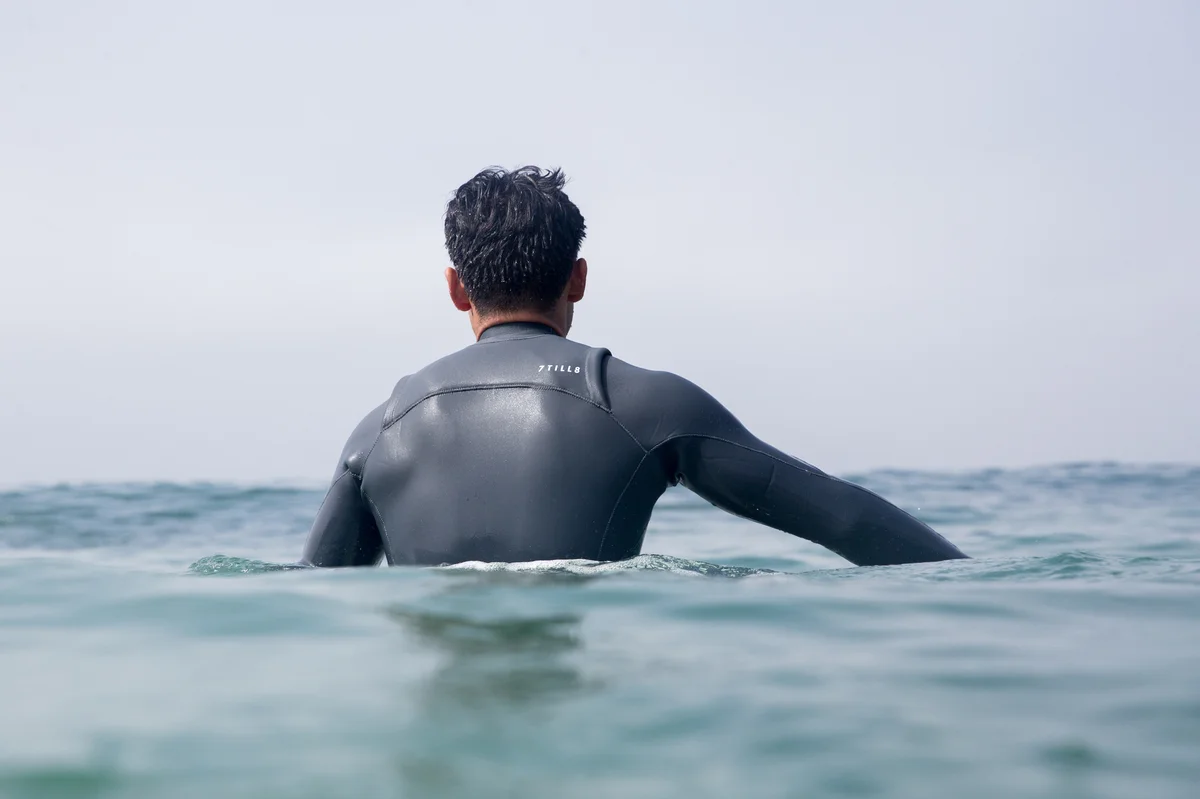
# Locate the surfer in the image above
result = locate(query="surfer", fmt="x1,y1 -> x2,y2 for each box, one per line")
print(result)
301,167 -> 968,567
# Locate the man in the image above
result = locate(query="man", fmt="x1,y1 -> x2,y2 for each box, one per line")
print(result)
301,167 -> 967,568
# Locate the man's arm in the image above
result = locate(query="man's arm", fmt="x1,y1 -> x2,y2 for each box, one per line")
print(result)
300,403 -> 387,567
661,379 -> 967,566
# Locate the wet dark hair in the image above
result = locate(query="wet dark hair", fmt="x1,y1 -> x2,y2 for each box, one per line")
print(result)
444,166 -> 586,313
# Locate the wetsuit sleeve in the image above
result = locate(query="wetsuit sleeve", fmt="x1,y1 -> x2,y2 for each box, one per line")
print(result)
658,378 -> 968,566
300,403 -> 387,567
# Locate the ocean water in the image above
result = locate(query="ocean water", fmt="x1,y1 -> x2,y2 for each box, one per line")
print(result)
1,464 -> 1198,799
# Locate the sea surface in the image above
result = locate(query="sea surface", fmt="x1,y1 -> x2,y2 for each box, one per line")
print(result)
1,463 -> 1198,799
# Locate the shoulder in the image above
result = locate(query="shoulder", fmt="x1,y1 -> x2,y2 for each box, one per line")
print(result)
605,356 -> 739,446
347,400 -> 388,444
332,399 -> 389,480
606,356 -> 708,400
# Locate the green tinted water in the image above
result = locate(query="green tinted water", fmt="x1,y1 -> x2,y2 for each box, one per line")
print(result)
1,464 -> 1198,798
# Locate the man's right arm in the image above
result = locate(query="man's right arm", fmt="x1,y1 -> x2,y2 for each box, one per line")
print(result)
299,403 -> 387,568
656,376 -> 967,566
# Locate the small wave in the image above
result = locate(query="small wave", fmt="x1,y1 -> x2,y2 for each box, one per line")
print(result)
185,550 -> 1200,585
185,553 -> 779,578
441,553 -> 778,578
187,554 -> 306,576
888,550 -> 1200,583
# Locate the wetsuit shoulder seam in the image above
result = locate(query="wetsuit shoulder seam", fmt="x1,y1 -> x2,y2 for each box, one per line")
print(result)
357,417 -> 388,557
385,384 -> 593,426
597,433 -> 825,559
384,384 -> 647,452
309,469 -> 354,532
657,433 -> 902,509
360,488 -> 389,563
605,410 -> 647,453
360,421 -> 385,472
596,450 -> 652,559
654,433 -> 823,476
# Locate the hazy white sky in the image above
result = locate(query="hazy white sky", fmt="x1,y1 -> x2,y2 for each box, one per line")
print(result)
1,0 -> 1197,485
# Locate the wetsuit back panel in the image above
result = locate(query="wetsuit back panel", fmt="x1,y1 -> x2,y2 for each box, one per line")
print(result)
301,322 -> 968,567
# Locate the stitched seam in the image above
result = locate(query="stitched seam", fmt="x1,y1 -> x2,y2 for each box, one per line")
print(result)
660,434 -> 958,558
381,376 -> 411,430
654,433 -> 822,475
386,384 -> 596,427
383,384 -> 645,451
356,413 -> 389,562
473,334 -> 549,345
654,433 -> 905,512
596,434 -> 830,558
360,425 -> 385,474
310,469 -> 353,523
360,485 -> 390,564
597,449 -> 652,559
606,410 -> 646,453
357,452 -> 390,562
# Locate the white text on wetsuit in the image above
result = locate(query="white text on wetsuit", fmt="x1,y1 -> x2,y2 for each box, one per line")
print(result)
538,365 -> 581,373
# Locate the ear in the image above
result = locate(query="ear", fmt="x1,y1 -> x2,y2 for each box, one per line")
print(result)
445,267 -> 473,312
566,258 -> 587,303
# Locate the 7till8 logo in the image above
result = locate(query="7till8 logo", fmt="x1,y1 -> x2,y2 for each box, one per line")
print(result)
538,364 -> 581,374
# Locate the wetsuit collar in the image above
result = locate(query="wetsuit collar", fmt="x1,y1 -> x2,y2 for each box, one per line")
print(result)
476,322 -> 561,342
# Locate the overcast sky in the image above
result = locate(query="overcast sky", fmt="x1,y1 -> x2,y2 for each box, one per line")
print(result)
1,0 -> 1196,485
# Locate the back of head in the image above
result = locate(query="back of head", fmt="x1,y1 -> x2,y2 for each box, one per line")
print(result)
444,166 -> 587,314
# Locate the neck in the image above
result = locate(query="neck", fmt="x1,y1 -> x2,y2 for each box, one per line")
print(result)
471,307 -> 569,340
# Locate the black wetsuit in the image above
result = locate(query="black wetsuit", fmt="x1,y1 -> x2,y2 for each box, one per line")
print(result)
301,322 -> 967,567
